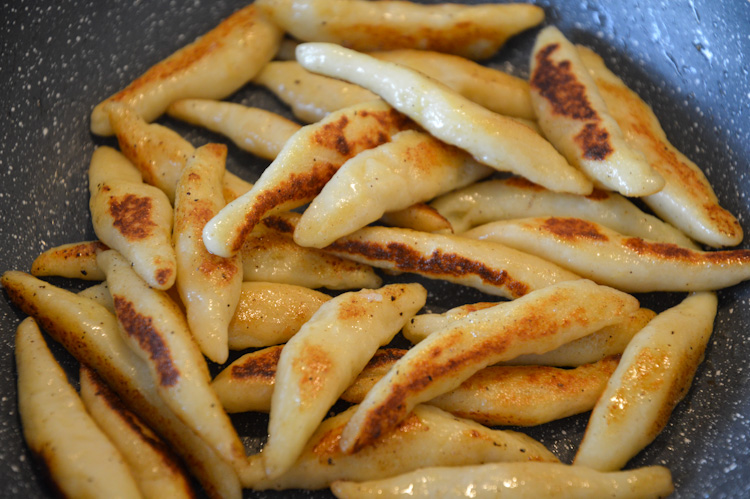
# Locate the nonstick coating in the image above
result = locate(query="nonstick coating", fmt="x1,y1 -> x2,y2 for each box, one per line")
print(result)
1,1 -> 749,497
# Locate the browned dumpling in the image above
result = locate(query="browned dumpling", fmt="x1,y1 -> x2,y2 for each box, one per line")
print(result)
31,240 -> 109,280
464,217 -> 750,292
97,250 -> 247,472
342,351 -> 621,427
88,146 -> 176,290
529,27 -> 663,197
294,130 -> 492,248
91,4 -> 282,135
313,218 -> 581,299
257,0 -> 544,60
107,101 -> 253,203
213,345 -> 284,413
240,404 -> 558,490
405,303 -> 656,367
575,292 -> 717,471
241,214 -> 382,290
577,45 -> 743,247
431,177 -> 697,247
173,144 -> 243,364
263,284 -> 426,478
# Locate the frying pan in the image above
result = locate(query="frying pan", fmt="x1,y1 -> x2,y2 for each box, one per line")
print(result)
1,0 -> 748,497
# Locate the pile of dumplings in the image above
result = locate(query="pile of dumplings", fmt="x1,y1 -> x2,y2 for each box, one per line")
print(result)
6,1 -> 747,498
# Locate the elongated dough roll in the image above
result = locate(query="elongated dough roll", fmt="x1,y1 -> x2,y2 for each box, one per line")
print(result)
342,351 -> 621,427
331,461 -> 673,499
405,303 -> 656,367
31,240 -> 109,281
242,215 -> 383,290
228,283 -> 330,349
379,203 -> 453,234
107,102 -> 193,200
264,283 -> 426,478
402,301 -> 496,343
314,219 -> 580,299
430,176 -> 697,247
241,404 -> 557,490
257,0 -> 544,60
464,217 -> 750,292
529,27 -> 663,196
98,250 -> 247,471
264,211 -> 578,298
88,146 -> 176,289
212,345 -> 284,413
107,102 -> 252,203
16,318 -> 142,499
575,292 -> 718,471
503,308 -> 655,367
167,99 -> 300,159
256,53 -> 535,122
294,130 -> 492,248
91,4 -> 282,135
577,44 -> 743,247
173,144 -> 242,363
254,61 -> 379,123
79,365 -> 195,499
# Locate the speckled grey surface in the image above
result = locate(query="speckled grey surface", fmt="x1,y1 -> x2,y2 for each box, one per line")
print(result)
1,0 -> 749,497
